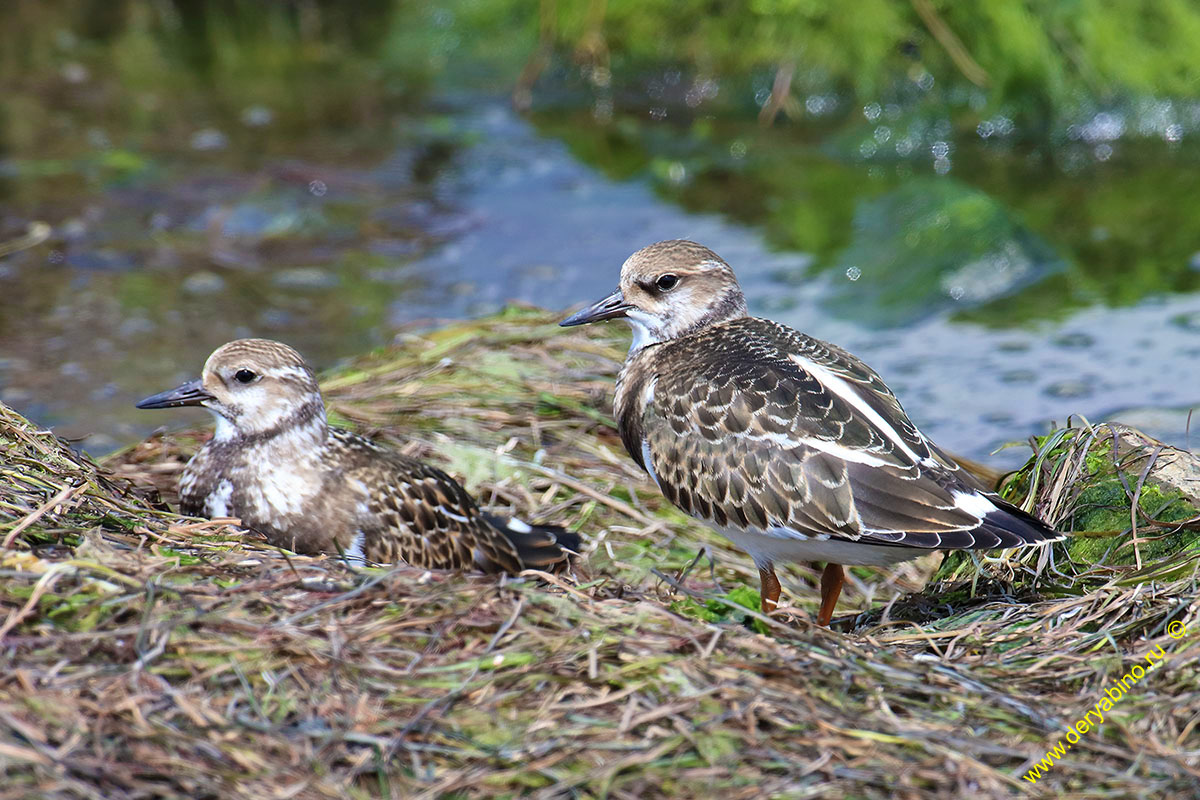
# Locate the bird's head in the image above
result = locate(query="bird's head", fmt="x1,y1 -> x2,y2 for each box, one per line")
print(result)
136,338 -> 325,441
559,239 -> 748,350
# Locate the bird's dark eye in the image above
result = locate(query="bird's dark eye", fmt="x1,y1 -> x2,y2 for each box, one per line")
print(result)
655,273 -> 679,291
234,369 -> 258,384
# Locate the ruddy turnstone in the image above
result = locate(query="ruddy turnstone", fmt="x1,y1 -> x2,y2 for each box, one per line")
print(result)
136,339 -> 579,573
561,240 -> 1061,625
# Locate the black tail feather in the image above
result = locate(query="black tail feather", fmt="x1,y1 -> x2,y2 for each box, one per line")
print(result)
482,514 -> 582,571
978,496 -> 1064,548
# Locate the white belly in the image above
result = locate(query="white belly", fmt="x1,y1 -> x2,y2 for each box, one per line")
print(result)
718,525 -> 929,567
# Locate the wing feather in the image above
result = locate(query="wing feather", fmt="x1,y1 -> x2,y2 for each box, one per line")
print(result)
329,429 -> 559,573
639,318 -> 1055,550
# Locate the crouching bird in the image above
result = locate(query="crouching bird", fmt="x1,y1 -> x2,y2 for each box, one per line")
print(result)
137,338 -> 579,573
560,239 -> 1061,626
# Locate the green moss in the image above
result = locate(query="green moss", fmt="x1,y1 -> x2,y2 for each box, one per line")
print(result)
672,584 -> 769,634
938,424 -> 1200,589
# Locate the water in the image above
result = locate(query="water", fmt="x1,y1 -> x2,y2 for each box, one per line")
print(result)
2,3 -> 1198,466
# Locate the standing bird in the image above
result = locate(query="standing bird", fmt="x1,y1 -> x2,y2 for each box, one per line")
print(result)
560,240 -> 1061,626
136,339 -> 579,573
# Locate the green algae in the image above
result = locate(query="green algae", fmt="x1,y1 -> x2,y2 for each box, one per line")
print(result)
936,421 -> 1200,591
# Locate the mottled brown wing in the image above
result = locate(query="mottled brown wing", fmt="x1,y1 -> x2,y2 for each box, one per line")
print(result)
329,429 -> 578,573
328,429 -> 525,573
640,319 -> 993,546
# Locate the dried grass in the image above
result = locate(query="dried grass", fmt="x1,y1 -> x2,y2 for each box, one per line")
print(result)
2,308 -> 1198,798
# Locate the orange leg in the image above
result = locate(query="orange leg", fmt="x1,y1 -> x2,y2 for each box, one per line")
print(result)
816,563 -> 845,627
758,565 -> 781,614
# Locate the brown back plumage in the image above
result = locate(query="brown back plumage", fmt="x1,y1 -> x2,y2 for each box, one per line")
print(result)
142,338 -> 580,574
614,299 -> 1059,551
329,428 -> 580,572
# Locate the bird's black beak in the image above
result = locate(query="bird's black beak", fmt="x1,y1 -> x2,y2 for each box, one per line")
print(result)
559,287 -> 632,327
135,378 -> 213,410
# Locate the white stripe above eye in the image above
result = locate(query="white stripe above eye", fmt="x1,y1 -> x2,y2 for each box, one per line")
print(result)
265,366 -> 312,382
787,353 -> 933,466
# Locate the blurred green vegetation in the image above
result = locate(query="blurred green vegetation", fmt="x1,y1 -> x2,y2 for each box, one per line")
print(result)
535,0 -> 1200,124
2,0 -> 1199,335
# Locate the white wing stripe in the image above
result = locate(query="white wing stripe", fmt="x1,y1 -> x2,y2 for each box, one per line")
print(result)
950,489 -> 999,521
788,353 -> 932,466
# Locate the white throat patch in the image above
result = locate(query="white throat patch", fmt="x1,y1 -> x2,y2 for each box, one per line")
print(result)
626,309 -> 664,353
211,412 -> 237,443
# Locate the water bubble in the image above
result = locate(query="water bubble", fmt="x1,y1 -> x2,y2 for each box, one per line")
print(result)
183,271 -> 226,295
729,140 -> 747,159
859,139 -> 878,158
1000,369 -> 1036,384
754,88 -> 770,107
699,78 -> 720,99
191,129 -> 228,151
590,66 -> 612,88
55,30 -> 78,50
845,266 -> 862,281
61,219 -> 87,239
667,162 -> 686,184
1080,112 -> 1124,143
930,140 -> 951,159
806,94 -> 834,115
977,120 -> 995,139
1094,143 -> 1113,161
273,267 -> 338,290
308,180 -> 327,197
1165,124 -> 1183,143
874,126 -> 892,143
1054,332 -> 1095,349
87,128 -> 111,150
947,285 -> 965,300
592,98 -> 613,122
1044,379 -> 1093,399
60,361 -> 88,380
61,62 -> 89,84
649,107 -> 667,121
864,102 -> 882,121
916,71 -> 935,91
934,156 -> 952,175
241,105 -> 274,127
